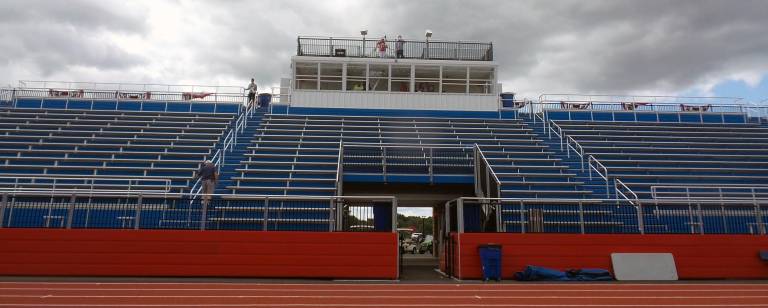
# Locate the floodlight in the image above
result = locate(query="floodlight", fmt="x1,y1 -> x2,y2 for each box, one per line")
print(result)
360,30 -> 368,36
425,30 -> 433,38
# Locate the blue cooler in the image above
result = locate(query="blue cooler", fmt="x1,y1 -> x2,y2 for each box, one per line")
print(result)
258,93 -> 272,109
478,244 -> 502,281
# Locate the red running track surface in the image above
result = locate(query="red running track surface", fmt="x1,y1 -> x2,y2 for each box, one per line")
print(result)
0,281 -> 767,307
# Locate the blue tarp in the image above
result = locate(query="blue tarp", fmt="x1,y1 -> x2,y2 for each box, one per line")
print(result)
514,265 -> 613,281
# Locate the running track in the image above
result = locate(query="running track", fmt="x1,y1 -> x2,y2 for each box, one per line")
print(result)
0,281 -> 767,307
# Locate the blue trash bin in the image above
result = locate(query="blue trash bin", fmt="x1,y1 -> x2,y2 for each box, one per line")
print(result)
478,244 -> 502,281
258,93 -> 272,109
500,92 -> 515,108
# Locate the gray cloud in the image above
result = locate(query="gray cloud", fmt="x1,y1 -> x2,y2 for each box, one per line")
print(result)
0,0 -> 766,98
0,0 -> 148,78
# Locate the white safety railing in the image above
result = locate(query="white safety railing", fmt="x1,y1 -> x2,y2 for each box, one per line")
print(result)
19,80 -> 244,95
447,196 -> 768,236
342,143 -> 474,184
651,185 -> 768,201
0,191 -> 398,234
474,144 -> 502,199
11,87 -> 245,104
538,94 -> 743,108
335,141 -> 344,195
588,155 -> 611,198
0,176 -> 172,195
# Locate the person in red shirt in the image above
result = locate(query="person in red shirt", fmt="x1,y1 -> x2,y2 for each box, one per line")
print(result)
376,37 -> 388,58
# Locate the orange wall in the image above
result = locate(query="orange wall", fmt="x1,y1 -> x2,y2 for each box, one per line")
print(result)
0,229 -> 399,279
455,233 -> 768,280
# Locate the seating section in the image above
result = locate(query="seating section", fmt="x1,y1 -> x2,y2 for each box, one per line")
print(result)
216,114 -> 588,230
229,114 -> 588,198
556,120 -> 768,199
0,107 -> 235,193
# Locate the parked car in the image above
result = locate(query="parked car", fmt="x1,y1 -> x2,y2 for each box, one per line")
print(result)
401,239 -> 417,254
417,235 -> 434,254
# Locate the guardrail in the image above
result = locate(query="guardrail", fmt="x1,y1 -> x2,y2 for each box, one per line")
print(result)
474,144 -> 501,199
588,155 -> 610,198
342,143 -> 474,184
651,185 -> 768,201
0,176 -> 172,194
335,142 -> 344,195
10,87 -> 246,104
538,94 -> 743,109
448,196 -> 768,235
19,80 -> 243,95
0,191 -> 397,232
297,36 -> 493,61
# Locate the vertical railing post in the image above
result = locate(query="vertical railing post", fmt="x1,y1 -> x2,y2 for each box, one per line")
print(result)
391,198 -> 398,233
66,194 -> 76,229
457,198 -> 464,233
0,193 -> 7,228
696,203 -> 704,235
199,199 -> 208,231
578,201 -> 585,234
336,198 -> 344,232
495,201 -> 504,232
519,200 -> 526,234
134,194 -> 143,230
636,203 -> 645,235
428,148 -> 434,185
328,198 -> 335,232
755,199 -> 765,236
382,146 -> 388,183
263,197 -> 270,231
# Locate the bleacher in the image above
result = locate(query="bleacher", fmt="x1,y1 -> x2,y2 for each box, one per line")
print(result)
228,113 -> 588,198
555,120 -> 768,199
0,107 -> 235,193
212,113 -> 589,230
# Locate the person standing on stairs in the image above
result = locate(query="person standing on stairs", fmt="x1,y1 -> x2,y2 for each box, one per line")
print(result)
244,78 -> 258,109
196,160 -> 218,209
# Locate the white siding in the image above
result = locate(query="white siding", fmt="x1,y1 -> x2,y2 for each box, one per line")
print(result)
292,90 -> 498,111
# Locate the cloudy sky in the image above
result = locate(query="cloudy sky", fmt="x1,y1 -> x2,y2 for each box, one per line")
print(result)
1,0 -> 767,102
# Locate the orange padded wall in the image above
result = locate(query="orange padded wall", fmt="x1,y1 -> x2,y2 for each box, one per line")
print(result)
0,229 -> 399,279
455,233 -> 768,280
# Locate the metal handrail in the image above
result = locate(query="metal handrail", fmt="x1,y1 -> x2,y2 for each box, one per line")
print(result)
614,178 -> 639,206
548,120 -> 564,148
10,87 -> 246,104
297,36 -> 493,61
343,143 -> 474,184
475,145 -> 501,185
0,191 -> 398,232
566,136 -> 585,169
335,141 -> 344,195
474,144 -> 502,199
538,93 -> 743,105
448,196 -> 768,235
588,155 -> 610,198
0,176 -> 171,194
18,80 -> 244,95
651,185 -> 768,201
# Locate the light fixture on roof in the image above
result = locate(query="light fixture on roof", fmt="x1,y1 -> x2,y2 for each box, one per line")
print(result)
360,30 -> 368,58
425,30 -> 432,38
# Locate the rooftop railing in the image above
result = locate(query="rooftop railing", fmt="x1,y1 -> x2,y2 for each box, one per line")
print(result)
297,36 -> 493,61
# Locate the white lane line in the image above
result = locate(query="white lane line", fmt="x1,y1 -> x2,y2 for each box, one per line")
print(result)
1,287 -> 767,292
0,304 -> 766,307
0,282 -> 765,287
1,295 -> 768,299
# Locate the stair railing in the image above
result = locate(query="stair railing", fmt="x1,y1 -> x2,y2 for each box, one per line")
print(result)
474,144 -> 501,199
566,136 -> 585,170
547,120 -> 564,149
335,141 -> 343,195
614,178 -> 643,234
588,155 -> 610,198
